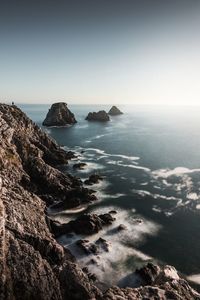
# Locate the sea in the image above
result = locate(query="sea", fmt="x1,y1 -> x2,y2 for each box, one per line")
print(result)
18,103 -> 200,289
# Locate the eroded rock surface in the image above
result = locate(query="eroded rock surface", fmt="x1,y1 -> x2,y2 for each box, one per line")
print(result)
0,104 -> 100,300
85,110 -> 110,122
104,264 -> 200,300
51,212 -> 116,237
43,102 -> 77,126
108,106 -> 123,115
0,104 -> 199,300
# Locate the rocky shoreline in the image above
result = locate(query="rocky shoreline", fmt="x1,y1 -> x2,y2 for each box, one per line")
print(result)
0,103 -> 199,299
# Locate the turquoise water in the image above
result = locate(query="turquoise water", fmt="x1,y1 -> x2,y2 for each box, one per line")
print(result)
19,103 -> 200,287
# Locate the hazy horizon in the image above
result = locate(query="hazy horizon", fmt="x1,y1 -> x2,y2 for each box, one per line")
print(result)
1,0 -> 200,106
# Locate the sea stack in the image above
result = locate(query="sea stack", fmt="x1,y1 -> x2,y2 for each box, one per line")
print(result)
43,102 -> 77,126
108,106 -> 123,115
85,110 -> 110,122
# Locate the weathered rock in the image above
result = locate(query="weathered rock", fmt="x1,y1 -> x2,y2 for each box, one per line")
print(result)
108,106 -> 123,116
84,174 -> 103,185
108,211 -> 117,215
0,104 -> 101,300
51,213 -> 116,237
0,104 -> 200,300
76,237 -> 110,255
99,213 -> 116,225
43,102 -> 77,126
117,224 -> 127,231
73,162 -> 87,170
103,264 -> 200,300
85,110 -> 110,122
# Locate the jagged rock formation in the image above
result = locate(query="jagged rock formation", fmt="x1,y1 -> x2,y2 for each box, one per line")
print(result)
104,264 -> 200,299
0,104 -> 100,300
108,106 -> 123,115
85,110 -> 110,122
43,102 -> 77,126
0,103 -> 199,300
51,213 -> 116,237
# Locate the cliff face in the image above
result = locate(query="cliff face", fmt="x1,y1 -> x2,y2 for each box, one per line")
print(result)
0,104 -> 199,300
0,104 -> 100,300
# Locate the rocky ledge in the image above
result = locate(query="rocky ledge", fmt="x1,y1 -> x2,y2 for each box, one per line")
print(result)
85,110 -> 110,122
50,212 -> 116,237
43,102 -> 77,126
0,103 -> 199,300
108,106 -> 123,115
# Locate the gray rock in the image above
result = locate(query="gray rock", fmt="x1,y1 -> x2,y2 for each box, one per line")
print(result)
108,106 -> 123,115
85,110 -> 110,122
43,102 -> 77,126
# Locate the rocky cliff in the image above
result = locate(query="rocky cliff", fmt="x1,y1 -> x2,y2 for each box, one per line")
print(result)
0,104 -> 100,300
43,102 -> 77,126
0,103 -> 199,300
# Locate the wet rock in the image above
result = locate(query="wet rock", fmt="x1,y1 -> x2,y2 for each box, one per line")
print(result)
104,264 -> 200,300
96,237 -> 110,252
108,106 -> 123,116
43,102 -> 77,126
84,174 -> 103,185
136,263 -> 160,285
77,238 -> 110,255
85,110 -> 110,122
99,213 -> 116,225
73,162 -> 87,169
109,210 -> 117,215
117,224 -> 127,231
52,212 -> 115,237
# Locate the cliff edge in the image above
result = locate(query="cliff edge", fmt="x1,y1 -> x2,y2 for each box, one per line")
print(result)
0,104 -> 199,300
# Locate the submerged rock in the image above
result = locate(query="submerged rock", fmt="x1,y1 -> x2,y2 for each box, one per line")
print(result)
85,110 -> 110,122
43,102 -> 77,126
108,105 -> 123,115
84,174 -> 103,185
73,162 -> 87,170
117,224 -> 127,231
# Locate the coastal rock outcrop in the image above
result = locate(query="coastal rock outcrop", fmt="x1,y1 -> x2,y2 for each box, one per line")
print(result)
43,102 -> 77,126
85,110 -> 110,122
0,104 -> 100,300
0,103 -> 199,300
51,212 -> 116,237
104,263 -> 200,299
108,106 -> 123,115
84,174 -> 103,185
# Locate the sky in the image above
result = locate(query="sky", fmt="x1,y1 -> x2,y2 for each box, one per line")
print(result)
1,0 -> 200,105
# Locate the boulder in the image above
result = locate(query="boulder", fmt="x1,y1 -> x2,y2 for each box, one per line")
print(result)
84,174 -> 103,185
85,110 -> 110,122
108,106 -> 123,115
51,212 -> 116,237
43,102 -> 77,126
73,162 -> 87,170
76,237 -> 110,255
117,224 -> 127,231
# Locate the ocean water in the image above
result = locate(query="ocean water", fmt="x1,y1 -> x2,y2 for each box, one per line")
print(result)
19,103 -> 200,288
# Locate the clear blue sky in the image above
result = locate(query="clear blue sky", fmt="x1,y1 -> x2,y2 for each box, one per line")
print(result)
1,0 -> 200,105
